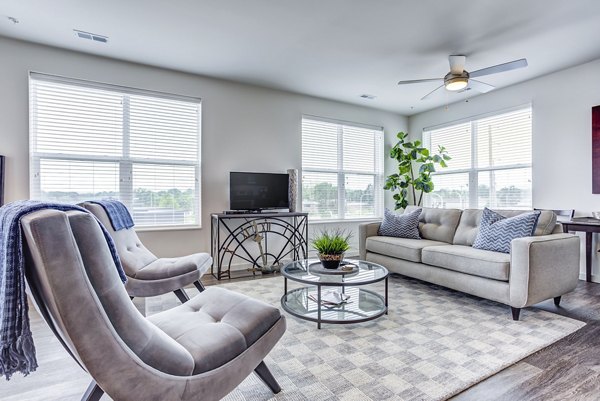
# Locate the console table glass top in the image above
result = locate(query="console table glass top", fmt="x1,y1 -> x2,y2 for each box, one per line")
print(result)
281,259 -> 388,328
281,259 -> 388,285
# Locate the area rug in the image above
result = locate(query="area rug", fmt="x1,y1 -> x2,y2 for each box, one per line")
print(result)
147,275 -> 586,401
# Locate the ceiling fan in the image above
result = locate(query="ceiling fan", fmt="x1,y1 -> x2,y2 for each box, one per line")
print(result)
397,55 -> 528,100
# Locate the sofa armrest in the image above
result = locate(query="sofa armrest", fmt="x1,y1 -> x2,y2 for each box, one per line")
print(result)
509,233 -> 580,308
358,221 -> 381,260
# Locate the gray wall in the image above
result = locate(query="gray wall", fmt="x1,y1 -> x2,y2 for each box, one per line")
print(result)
0,36 -> 407,257
408,57 -> 600,281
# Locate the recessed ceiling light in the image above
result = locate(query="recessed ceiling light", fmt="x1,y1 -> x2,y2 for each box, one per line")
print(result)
74,29 -> 108,43
360,94 -> 377,100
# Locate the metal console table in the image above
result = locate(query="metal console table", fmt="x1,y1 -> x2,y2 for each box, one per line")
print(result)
211,212 -> 308,280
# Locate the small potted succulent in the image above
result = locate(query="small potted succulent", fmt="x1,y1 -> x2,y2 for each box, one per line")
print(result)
311,229 -> 351,269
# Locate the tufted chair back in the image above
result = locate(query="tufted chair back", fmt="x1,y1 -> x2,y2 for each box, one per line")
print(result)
79,202 -> 157,277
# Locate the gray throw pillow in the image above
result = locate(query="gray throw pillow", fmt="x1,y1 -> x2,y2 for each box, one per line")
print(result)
378,208 -> 422,239
472,208 -> 541,254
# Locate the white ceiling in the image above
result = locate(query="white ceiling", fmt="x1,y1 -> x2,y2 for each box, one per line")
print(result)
1,0 -> 600,115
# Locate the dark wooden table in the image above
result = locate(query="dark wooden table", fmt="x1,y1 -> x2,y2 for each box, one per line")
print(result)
561,218 -> 600,282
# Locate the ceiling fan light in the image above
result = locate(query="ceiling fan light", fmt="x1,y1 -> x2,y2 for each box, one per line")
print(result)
445,77 -> 468,91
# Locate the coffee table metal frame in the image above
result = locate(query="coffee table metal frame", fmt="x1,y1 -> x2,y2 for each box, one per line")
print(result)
280,259 -> 389,329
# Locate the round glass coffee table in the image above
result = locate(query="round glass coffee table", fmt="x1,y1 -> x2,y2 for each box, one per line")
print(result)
281,259 -> 388,329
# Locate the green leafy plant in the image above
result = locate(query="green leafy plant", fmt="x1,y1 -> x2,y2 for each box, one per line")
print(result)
311,229 -> 351,255
384,132 -> 451,210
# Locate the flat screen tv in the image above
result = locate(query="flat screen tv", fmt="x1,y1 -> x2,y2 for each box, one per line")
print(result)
230,172 -> 289,211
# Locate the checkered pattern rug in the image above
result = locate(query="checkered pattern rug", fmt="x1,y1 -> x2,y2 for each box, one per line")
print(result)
147,275 -> 585,401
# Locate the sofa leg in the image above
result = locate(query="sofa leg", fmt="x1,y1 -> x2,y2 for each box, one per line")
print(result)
173,289 -> 190,303
81,380 -> 104,401
254,360 -> 281,394
193,280 -> 205,293
554,296 -> 562,307
511,307 -> 521,321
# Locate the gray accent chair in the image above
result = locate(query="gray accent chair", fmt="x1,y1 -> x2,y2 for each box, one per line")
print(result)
80,202 -> 211,303
21,209 -> 286,401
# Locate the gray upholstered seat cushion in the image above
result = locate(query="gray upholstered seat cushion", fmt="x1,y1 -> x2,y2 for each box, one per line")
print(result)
148,286 -> 281,374
366,236 -> 448,262
136,253 -> 211,280
453,209 -> 557,246
421,245 -> 511,281
405,206 -> 462,243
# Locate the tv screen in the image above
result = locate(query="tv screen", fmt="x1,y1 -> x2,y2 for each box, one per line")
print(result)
230,172 -> 289,211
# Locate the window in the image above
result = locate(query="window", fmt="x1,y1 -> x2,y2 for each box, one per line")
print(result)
423,106 -> 532,209
29,73 -> 201,228
301,116 -> 384,220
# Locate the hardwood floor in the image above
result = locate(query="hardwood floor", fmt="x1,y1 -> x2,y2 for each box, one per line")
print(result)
1,273 -> 599,400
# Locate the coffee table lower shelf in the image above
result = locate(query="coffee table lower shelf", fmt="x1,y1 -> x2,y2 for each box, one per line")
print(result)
280,286 -> 387,329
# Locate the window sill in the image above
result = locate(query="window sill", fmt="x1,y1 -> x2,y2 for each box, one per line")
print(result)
135,225 -> 202,233
308,218 -> 382,225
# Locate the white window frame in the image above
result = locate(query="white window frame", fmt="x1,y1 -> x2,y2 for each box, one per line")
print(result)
29,72 -> 202,230
423,105 -> 532,209
301,115 -> 384,222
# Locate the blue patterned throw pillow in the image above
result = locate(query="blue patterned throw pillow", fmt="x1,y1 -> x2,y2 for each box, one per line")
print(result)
378,208 -> 422,239
472,208 -> 541,254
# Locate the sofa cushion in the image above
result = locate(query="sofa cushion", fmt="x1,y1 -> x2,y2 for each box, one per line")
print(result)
405,206 -> 462,243
453,209 -> 557,246
378,208 -> 422,239
366,236 -> 448,262
148,286 -> 281,374
421,245 -> 511,281
472,208 -> 541,254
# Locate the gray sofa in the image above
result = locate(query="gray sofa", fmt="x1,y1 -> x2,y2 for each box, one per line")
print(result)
359,206 -> 581,320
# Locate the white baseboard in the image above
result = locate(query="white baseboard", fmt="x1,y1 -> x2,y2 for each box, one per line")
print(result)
578,273 -> 600,284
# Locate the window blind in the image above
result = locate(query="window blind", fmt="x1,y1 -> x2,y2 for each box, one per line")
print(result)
29,73 -> 201,228
423,106 -> 532,209
301,117 -> 384,220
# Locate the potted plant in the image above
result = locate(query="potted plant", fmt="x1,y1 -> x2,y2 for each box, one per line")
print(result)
384,131 -> 451,210
311,229 -> 351,269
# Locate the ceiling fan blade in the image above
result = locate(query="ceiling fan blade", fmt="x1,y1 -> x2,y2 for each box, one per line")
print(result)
421,84 -> 445,101
449,55 -> 466,74
470,58 -> 528,78
463,79 -> 495,93
397,78 -> 443,85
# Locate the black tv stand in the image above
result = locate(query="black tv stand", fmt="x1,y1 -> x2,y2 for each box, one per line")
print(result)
211,212 -> 308,280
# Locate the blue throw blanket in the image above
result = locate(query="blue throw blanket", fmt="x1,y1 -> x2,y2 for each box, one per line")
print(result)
89,199 -> 134,231
0,200 -> 127,380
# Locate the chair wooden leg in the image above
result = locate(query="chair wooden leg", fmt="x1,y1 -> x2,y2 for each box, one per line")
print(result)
511,307 -> 521,321
554,296 -> 562,307
173,288 -> 190,303
193,280 -> 205,293
81,380 -> 104,401
254,360 -> 281,394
